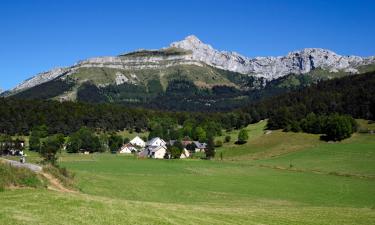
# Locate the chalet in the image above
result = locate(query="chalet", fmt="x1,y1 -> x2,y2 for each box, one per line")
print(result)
139,137 -> 167,159
146,137 -> 167,148
119,143 -> 137,154
130,136 -> 146,148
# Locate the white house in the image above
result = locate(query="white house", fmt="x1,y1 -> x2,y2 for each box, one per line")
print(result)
146,137 -> 166,148
139,145 -> 168,159
119,143 -> 137,154
138,137 -> 167,159
130,136 -> 146,148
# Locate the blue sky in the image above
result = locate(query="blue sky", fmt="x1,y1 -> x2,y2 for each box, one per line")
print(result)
1,0 -> 374,90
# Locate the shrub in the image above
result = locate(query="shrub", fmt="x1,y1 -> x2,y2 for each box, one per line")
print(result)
324,114 -> 357,141
108,134 -> 123,153
224,135 -> 231,143
66,127 -> 101,153
215,140 -> 223,147
237,129 -> 249,144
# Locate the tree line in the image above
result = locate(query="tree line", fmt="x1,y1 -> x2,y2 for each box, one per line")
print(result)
1,71 -> 373,141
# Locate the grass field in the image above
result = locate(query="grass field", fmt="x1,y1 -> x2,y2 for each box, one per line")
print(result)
1,121 -> 375,224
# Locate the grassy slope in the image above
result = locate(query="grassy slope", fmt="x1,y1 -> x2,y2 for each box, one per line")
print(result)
0,161 -> 44,190
1,121 -> 375,224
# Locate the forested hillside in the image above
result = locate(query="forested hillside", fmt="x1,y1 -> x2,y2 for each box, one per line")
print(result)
1,71 -> 374,136
247,71 -> 375,126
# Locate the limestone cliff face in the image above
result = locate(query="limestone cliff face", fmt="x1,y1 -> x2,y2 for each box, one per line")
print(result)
9,35 -> 375,93
171,35 -> 375,79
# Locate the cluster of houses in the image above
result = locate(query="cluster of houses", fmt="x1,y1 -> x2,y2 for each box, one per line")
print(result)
0,139 -> 25,156
119,136 -> 207,159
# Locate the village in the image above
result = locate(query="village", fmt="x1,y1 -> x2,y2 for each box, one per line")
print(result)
0,134 -> 209,160
119,136 -> 207,159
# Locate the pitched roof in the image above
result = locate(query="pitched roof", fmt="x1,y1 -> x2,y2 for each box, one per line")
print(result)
147,137 -> 166,146
148,145 -> 167,153
193,141 -> 207,149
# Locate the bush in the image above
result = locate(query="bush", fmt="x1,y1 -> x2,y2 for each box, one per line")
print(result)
108,134 -> 123,153
324,114 -> 357,141
237,129 -> 249,144
66,127 -> 101,153
224,135 -> 231,143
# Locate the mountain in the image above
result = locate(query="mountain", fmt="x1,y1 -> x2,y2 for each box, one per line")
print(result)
4,35 -> 375,110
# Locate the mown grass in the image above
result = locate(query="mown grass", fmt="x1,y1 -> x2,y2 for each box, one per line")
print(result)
216,120 -> 321,160
1,120 -> 375,224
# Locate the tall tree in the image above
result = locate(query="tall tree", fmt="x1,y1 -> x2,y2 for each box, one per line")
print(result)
39,134 -> 65,165
205,136 -> 215,159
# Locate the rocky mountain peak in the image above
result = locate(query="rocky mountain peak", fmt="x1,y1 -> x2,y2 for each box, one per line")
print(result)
6,35 -> 375,94
170,35 -> 214,51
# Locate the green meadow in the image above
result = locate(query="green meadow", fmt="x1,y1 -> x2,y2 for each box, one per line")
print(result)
1,121 -> 375,224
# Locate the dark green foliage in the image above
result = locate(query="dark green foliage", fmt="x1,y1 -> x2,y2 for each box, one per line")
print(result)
248,72 -> 375,124
108,134 -> 123,153
193,126 -> 206,142
77,82 -> 107,103
269,112 -> 358,141
147,79 -> 163,94
166,79 -> 199,95
40,134 -> 65,165
300,113 -> 325,134
0,134 -> 13,155
0,98 -> 150,135
29,125 -> 49,152
120,48 -> 189,57
205,136 -> 215,159
2,71 -> 373,140
167,140 -> 184,159
186,142 -> 197,152
237,129 -> 249,144
267,107 -> 293,130
66,127 -> 101,153
12,78 -> 73,100
224,135 -> 231,143
324,114 -> 357,141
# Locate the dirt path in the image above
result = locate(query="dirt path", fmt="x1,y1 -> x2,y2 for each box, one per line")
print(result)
40,172 -> 78,193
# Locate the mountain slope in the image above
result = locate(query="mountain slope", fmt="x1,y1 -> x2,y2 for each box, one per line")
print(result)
4,35 -> 375,110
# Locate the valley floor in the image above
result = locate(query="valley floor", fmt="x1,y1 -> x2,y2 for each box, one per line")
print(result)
1,121 -> 375,224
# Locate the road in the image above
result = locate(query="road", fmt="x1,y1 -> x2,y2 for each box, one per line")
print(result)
0,158 -> 42,172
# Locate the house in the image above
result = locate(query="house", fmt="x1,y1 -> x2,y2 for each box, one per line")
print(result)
193,141 -> 207,152
130,136 -> 146,148
138,137 -> 167,159
146,137 -> 166,148
119,143 -> 137,154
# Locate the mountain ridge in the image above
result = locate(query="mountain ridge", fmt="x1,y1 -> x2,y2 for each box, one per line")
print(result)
6,35 -> 375,95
